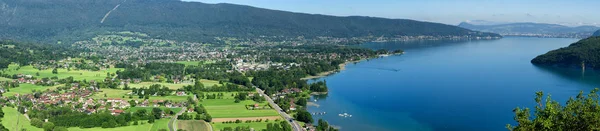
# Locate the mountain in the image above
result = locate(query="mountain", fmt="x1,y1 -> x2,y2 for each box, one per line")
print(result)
0,0 -> 499,44
594,30 -> 600,36
458,22 -> 600,38
531,36 -> 600,69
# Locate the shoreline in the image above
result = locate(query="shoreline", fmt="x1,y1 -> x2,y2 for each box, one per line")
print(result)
300,52 -> 403,80
300,60 -> 356,80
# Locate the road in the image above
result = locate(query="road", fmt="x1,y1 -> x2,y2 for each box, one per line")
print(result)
256,88 -> 303,131
169,107 -> 187,131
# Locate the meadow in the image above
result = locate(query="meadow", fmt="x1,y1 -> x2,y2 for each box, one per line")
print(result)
0,77 -> 11,81
2,64 -> 123,81
126,107 -> 183,114
127,82 -> 192,90
2,107 -> 42,131
3,84 -> 63,96
177,120 -> 210,131
68,119 -> 170,131
202,99 -> 279,118
91,88 -> 192,102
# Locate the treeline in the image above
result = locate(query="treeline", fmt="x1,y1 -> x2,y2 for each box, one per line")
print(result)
0,40 -> 77,69
222,121 -> 292,131
27,106 -> 167,129
531,36 -> 600,69
177,104 -> 212,122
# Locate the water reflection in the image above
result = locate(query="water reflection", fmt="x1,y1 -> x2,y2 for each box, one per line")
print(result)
532,65 -> 600,87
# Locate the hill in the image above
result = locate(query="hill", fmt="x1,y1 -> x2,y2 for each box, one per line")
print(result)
0,0 -> 499,44
531,36 -> 600,69
594,30 -> 600,36
458,22 -> 599,38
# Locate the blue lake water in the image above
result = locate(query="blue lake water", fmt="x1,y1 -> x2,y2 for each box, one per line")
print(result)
307,37 -> 600,131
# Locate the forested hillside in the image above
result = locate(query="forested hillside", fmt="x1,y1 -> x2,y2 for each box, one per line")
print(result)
459,22 -> 599,38
0,40 -> 76,68
0,0 -> 498,44
531,36 -> 600,69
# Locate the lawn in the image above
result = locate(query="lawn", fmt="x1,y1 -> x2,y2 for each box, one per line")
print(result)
212,121 -> 278,131
92,88 -> 192,102
127,82 -> 192,90
2,107 -> 43,131
177,120 -> 210,131
3,84 -> 63,96
126,107 -> 183,114
202,99 -> 279,118
2,64 -> 123,81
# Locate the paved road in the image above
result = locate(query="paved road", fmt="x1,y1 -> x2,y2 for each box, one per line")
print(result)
256,88 -> 303,131
169,107 -> 187,131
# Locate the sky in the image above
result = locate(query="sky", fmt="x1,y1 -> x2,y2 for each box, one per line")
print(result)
185,0 -> 600,26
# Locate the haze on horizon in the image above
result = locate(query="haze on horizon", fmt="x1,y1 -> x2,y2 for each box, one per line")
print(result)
186,0 -> 600,27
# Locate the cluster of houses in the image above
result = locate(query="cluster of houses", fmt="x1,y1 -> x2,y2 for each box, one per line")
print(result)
6,82 -> 189,116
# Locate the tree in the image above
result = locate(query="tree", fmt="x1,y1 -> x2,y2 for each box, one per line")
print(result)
43,122 -> 55,131
507,88 -> 600,131
204,113 -> 212,122
152,108 -> 163,119
52,68 -> 58,74
31,118 -> 44,128
294,110 -> 313,123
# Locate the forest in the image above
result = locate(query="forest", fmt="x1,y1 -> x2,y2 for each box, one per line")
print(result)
0,0 -> 499,44
531,36 -> 600,69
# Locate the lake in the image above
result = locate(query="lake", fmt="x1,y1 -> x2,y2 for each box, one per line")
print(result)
307,37 -> 600,131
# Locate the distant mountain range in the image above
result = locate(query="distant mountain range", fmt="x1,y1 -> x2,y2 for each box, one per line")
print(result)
459,21 -> 600,38
0,0 -> 499,44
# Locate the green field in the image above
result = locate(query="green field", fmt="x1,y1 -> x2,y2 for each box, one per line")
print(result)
212,121 -> 278,131
204,92 -> 239,99
199,79 -> 221,87
2,64 -> 123,81
177,120 -> 210,131
176,61 -> 201,66
92,88 -> 192,102
2,107 -> 43,131
3,84 -> 63,96
127,82 -> 192,90
68,119 -> 169,131
0,77 -> 12,81
202,99 -> 279,118
126,107 -> 183,114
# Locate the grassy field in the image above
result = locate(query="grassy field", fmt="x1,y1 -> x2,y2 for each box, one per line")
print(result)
212,121 -> 278,131
204,92 -> 239,99
177,120 -> 210,131
126,107 -> 183,114
2,107 -> 43,131
2,64 -> 123,81
92,88 -> 192,102
2,107 -> 169,131
202,99 -> 279,118
68,119 -> 169,131
176,61 -> 201,66
199,79 -> 221,87
127,82 -> 192,90
0,77 -> 11,81
3,84 -> 63,96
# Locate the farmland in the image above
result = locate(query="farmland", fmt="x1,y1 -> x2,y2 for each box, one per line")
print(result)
2,64 -> 123,81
